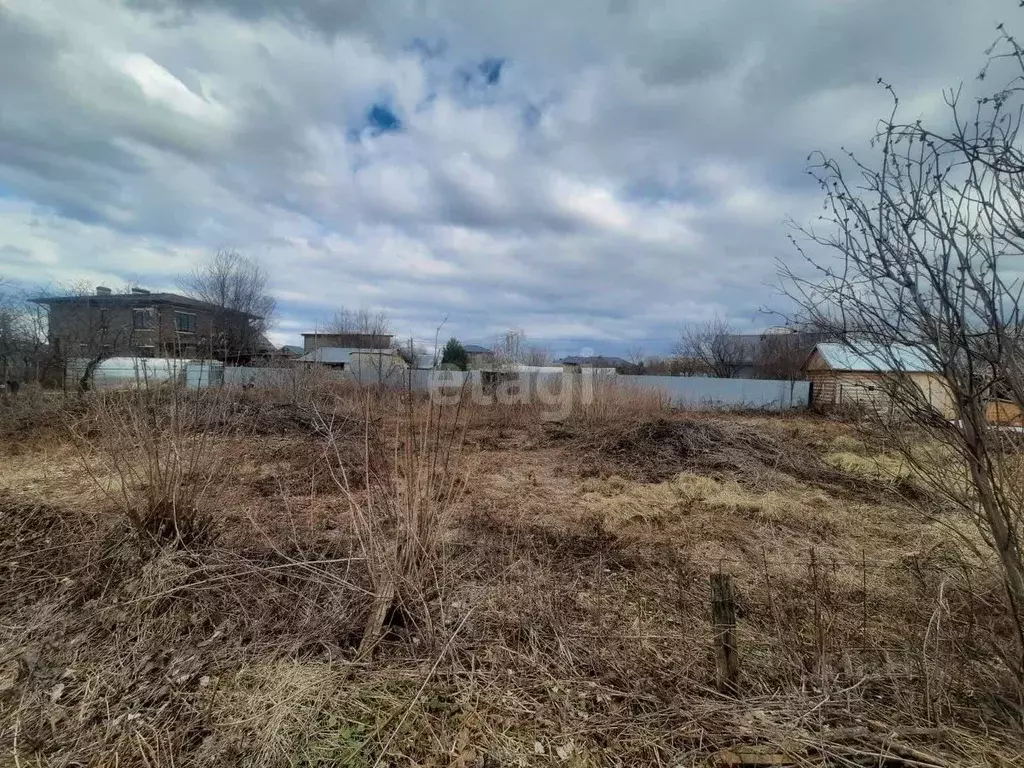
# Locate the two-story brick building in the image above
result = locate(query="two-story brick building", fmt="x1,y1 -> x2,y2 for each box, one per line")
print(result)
30,287 -> 259,360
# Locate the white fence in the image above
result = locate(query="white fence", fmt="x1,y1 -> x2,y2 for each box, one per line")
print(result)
66,357 -> 223,390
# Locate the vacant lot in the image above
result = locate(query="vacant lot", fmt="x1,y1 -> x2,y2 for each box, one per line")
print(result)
0,383 -> 1020,766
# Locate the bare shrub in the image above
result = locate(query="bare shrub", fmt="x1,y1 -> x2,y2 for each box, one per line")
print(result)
783,23 -> 1024,683
317,389 -> 469,656
69,382 -> 244,548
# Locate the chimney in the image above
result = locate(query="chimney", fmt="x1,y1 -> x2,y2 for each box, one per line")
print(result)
95,286 -> 112,296
130,287 -> 150,295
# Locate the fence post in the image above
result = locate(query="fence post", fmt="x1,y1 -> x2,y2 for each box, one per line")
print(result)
710,573 -> 740,696
809,548 -> 825,679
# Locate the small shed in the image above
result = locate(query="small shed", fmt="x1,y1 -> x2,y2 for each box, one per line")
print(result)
348,349 -> 408,382
803,343 -> 954,417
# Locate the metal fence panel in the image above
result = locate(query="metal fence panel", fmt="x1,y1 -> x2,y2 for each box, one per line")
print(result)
616,375 -> 809,410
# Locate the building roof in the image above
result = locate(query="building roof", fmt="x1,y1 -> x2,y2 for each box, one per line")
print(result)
29,291 -> 257,318
296,347 -> 356,364
716,334 -> 765,365
809,342 -> 936,373
349,348 -> 402,356
463,344 -> 492,354
280,345 -> 304,355
717,331 -> 830,366
560,355 -> 631,368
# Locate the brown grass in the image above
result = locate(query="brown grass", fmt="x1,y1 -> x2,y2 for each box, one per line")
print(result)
0,381 -> 1020,766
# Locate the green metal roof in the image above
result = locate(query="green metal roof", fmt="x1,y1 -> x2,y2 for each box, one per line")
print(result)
812,342 -> 936,373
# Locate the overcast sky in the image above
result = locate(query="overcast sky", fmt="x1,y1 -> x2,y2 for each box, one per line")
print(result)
0,0 -> 1016,355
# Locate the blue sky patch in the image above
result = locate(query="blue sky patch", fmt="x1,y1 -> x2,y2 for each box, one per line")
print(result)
479,57 -> 504,85
365,103 -> 402,135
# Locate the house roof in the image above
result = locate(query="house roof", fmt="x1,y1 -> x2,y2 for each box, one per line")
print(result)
29,291 -> 258,318
717,331 -> 830,365
560,355 -> 631,368
810,342 -> 936,373
349,348 -> 402,356
715,334 -> 765,365
280,345 -> 304,355
296,347 -> 357,364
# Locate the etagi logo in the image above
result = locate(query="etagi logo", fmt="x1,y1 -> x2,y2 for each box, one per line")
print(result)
426,347 -> 601,420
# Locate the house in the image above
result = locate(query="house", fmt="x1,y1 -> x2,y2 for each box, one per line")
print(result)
29,286 -> 260,361
349,349 -> 408,383
803,342 -> 954,416
301,332 -> 392,354
462,344 -> 493,366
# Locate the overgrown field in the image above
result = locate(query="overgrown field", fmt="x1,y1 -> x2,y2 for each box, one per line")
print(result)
0,382 -> 1021,767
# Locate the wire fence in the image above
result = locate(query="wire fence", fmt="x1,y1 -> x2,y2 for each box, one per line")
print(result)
438,532 -> 1011,708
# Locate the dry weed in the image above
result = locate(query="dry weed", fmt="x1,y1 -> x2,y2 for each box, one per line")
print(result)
1,385 -> 1022,766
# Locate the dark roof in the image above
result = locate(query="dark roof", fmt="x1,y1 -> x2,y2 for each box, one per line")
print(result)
718,331 -> 831,365
29,291 -> 258,318
716,334 -> 765,365
560,355 -> 631,367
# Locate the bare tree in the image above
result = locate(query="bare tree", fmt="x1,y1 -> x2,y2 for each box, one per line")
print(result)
675,315 -> 747,378
0,279 -> 23,385
754,328 -> 833,380
180,249 -> 275,362
782,24 -> 1024,682
492,329 -> 525,369
522,344 -> 552,366
329,305 -> 391,336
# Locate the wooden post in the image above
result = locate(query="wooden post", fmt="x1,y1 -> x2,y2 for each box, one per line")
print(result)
710,573 -> 740,696
861,548 -> 868,651
809,548 -> 825,678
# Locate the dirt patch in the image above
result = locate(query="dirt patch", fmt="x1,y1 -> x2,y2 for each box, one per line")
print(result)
567,416 -> 927,501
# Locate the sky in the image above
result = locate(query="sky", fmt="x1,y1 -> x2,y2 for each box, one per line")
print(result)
0,0 -> 1017,357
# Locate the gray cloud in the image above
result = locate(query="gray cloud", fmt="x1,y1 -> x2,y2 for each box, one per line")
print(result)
0,0 -> 1016,352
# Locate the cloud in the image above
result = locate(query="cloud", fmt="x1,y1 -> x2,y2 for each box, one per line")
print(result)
0,0 -> 1016,353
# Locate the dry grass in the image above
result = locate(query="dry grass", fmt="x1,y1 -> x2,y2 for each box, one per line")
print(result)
566,376 -> 671,429
0,381 -> 1021,766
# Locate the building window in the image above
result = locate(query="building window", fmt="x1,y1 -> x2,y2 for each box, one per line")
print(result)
137,345 -> 155,358
133,308 -> 155,330
174,311 -> 197,333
